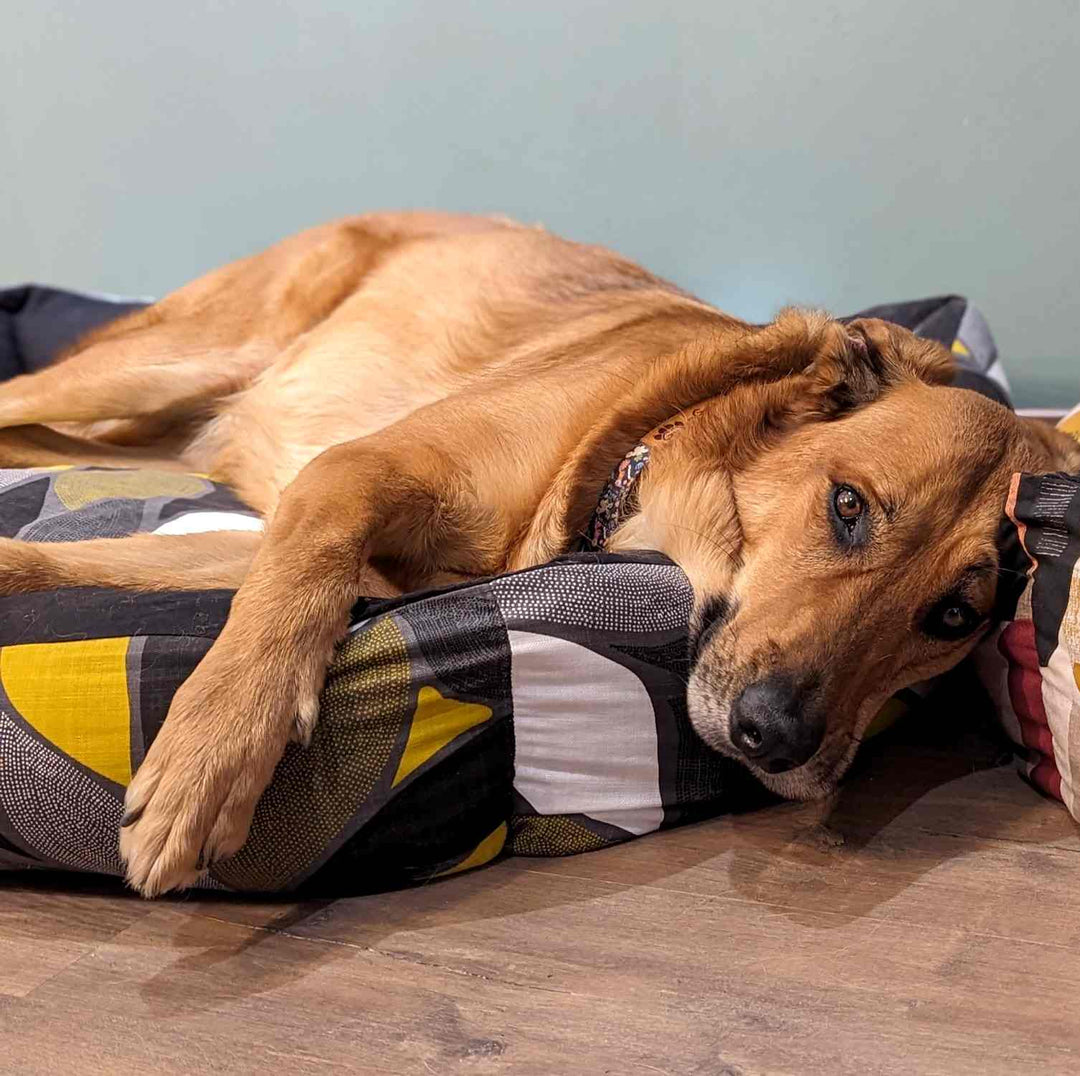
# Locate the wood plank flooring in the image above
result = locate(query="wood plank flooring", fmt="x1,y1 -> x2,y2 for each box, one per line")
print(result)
2,672 -> 1078,1075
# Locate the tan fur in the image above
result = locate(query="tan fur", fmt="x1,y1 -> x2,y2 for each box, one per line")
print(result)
0,211 -> 1074,896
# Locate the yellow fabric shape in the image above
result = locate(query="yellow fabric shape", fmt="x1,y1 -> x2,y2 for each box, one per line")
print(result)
950,339 -> 972,357
435,822 -> 508,877
1058,408 -> 1080,443
392,685 -> 492,787
0,637 -> 133,786
54,469 -> 208,510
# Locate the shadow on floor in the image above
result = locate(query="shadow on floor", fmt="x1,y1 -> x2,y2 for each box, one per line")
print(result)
2,665 -> 1070,1013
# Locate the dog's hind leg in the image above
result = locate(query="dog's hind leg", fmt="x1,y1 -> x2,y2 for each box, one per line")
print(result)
0,318 -> 278,435
0,215 -> 447,438
0,530 -> 263,596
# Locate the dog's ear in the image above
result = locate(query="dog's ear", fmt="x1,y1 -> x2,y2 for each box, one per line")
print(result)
803,317 -> 954,420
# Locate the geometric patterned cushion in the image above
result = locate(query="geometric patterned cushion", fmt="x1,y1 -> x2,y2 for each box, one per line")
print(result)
0,466 -> 771,893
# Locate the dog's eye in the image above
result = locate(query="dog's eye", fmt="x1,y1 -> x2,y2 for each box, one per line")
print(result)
829,484 -> 869,548
834,486 -> 863,521
923,598 -> 981,641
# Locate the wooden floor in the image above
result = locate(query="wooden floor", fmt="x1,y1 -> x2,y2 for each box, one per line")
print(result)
2,679 -> 1079,1075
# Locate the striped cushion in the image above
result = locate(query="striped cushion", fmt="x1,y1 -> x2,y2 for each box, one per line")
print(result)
975,414 -> 1080,816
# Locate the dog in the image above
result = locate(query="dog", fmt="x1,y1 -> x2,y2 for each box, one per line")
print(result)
0,211 -> 1074,897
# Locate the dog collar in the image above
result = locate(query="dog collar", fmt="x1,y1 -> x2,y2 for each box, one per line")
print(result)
582,441 -> 651,551
582,412 -> 698,550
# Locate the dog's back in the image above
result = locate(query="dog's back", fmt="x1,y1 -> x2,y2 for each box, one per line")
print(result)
78,211 -> 732,510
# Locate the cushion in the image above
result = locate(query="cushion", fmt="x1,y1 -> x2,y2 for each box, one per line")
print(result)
0,285 -> 149,380
0,466 -> 939,892
975,416 -> 1080,818
0,465 -> 782,892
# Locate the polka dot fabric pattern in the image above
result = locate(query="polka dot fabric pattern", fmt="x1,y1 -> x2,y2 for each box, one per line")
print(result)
490,561 -> 694,634
212,618 -> 414,891
0,709 -> 125,875
509,812 -> 617,856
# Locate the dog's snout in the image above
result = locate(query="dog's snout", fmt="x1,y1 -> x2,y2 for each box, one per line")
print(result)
690,594 -> 733,665
730,675 -> 824,774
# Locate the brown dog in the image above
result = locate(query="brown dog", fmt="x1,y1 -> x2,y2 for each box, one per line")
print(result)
0,211 -> 1074,897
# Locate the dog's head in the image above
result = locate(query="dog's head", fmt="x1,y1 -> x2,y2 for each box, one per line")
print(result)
620,313 -> 1080,799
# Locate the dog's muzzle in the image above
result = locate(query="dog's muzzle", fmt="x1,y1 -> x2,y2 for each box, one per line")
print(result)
728,674 -> 825,774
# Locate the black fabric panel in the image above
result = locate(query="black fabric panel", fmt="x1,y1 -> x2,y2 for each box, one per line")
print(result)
905,298 -> 968,350
849,295 -> 1011,408
663,694 -> 778,826
0,587 -> 234,646
302,716 -> 514,894
610,635 -> 690,674
400,586 -> 512,703
952,368 -> 1012,409
137,634 -> 216,747
156,488 -> 257,523
995,505 -> 1030,623
0,296 -> 17,382
851,295 -> 966,345
1008,473 -> 1080,666
0,816 -> 33,860
0,285 -> 149,377
0,477 -> 49,537
608,633 -> 773,824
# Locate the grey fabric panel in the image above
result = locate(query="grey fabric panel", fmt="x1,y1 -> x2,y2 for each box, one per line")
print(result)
0,709 -> 125,876
490,560 -> 694,634
18,498 -> 146,542
955,302 -> 1005,381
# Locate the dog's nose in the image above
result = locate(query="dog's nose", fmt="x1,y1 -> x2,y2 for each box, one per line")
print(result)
730,675 -> 824,774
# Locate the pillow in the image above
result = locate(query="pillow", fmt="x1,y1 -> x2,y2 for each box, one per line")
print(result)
0,465 -> 780,892
0,465 -> 937,892
975,421 -> 1080,818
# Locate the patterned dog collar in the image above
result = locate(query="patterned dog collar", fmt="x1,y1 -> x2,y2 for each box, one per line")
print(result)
582,441 -> 652,551
582,413 -> 696,551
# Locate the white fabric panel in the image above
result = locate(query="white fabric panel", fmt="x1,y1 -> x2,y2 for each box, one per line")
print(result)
1040,640 -> 1079,820
508,629 -> 663,836
153,511 -> 263,535
0,469 -> 39,491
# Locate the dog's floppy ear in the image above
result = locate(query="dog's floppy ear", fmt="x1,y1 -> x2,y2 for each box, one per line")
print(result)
804,316 -> 954,419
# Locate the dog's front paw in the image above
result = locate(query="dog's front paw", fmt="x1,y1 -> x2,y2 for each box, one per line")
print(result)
119,670 -> 289,897
289,682 -> 322,747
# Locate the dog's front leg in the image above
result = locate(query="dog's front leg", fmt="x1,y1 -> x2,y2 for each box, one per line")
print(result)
119,435 -> 505,897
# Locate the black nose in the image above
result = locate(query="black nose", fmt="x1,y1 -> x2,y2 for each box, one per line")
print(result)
730,675 -> 825,774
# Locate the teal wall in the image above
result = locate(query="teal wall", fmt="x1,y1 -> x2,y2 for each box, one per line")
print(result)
3,1 -> 1077,404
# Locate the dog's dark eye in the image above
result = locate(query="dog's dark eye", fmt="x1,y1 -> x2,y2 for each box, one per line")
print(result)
834,486 -> 863,521
923,598 -> 981,641
829,484 -> 869,548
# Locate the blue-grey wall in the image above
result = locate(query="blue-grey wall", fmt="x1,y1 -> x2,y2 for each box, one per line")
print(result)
3,1 -> 1078,404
